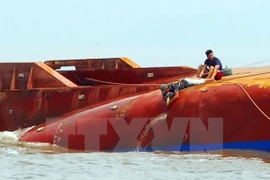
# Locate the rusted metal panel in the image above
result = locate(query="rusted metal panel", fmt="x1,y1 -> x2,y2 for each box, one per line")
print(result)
19,81 -> 270,152
34,63 -> 77,88
44,57 -> 138,70
58,66 -> 197,85
2,58 -> 270,153
0,84 -> 161,131
0,69 -> 2,90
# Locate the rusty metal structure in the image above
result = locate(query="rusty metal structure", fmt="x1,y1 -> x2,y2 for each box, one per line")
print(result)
1,57 -> 270,152
0,57 -> 196,131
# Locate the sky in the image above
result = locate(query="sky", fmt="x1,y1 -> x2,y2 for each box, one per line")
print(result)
0,0 -> 270,68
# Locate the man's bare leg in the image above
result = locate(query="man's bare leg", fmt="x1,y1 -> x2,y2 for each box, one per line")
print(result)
197,64 -> 204,78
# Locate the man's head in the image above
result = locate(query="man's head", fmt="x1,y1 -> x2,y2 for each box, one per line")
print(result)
160,84 -> 169,95
205,49 -> 214,60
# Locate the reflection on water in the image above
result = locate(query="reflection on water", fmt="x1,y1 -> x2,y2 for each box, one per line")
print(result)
0,128 -> 270,180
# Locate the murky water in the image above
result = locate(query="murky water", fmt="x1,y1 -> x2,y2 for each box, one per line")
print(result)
0,129 -> 270,180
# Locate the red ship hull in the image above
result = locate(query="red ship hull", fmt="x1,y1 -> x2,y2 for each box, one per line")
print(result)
1,57 -> 270,152
19,82 -> 270,152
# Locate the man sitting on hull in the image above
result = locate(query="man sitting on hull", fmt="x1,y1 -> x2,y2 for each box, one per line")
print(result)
197,49 -> 223,80
160,78 -> 205,107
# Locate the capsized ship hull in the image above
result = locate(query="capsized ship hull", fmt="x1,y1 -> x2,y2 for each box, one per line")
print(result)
18,65 -> 270,152
0,57 -> 196,131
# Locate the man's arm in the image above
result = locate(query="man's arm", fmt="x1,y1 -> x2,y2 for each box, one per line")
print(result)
209,58 -> 222,79
166,91 -> 179,107
210,65 -> 220,79
166,97 -> 170,106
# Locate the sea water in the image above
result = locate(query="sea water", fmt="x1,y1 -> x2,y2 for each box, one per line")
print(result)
0,129 -> 270,180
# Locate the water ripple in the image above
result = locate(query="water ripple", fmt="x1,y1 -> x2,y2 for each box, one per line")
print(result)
1,128 -> 270,179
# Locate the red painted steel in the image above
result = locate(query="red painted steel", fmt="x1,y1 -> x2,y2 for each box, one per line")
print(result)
0,58 -> 196,131
19,81 -> 270,151
1,57 -> 270,152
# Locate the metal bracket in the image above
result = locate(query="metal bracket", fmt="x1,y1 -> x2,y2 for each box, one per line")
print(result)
110,105 -> 118,110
